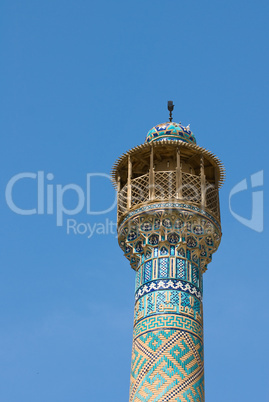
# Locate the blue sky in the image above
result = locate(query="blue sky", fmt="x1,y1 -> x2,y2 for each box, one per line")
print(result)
0,1 -> 268,401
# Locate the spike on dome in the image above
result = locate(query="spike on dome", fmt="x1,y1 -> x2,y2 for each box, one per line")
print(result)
145,122 -> 196,145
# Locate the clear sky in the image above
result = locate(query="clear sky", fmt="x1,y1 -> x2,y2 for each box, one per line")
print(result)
0,1 -> 268,401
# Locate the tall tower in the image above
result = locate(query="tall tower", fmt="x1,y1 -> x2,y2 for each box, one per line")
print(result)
111,107 -> 225,402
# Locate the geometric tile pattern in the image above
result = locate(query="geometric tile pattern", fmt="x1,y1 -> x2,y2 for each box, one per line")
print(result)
145,122 -> 196,145
134,289 -> 202,324
130,329 -> 204,402
176,258 -> 187,280
119,202 -> 221,232
134,314 -> 203,340
135,279 -> 202,303
144,260 -> 153,283
136,252 -> 201,292
130,238 -> 206,401
117,201 -> 222,401
119,203 -> 221,272
158,258 -> 169,278
192,264 -> 199,286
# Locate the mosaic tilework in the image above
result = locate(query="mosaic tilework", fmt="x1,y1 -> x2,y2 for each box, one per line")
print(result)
116,197 -> 222,402
118,203 -> 221,271
145,122 -> 197,145
134,290 -> 202,325
134,314 -> 203,341
127,222 -> 206,401
130,329 -> 204,402
176,258 -> 187,281
135,279 -> 203,303
123,217 -> 207,401
175,376 -> 204,402
144,260 -> 153,283
158,258 -> 169,278
135,247 -> 201,292
119,202 -> 221,231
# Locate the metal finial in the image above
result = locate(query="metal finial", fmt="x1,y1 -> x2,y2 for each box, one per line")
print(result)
167,101 -> 174,122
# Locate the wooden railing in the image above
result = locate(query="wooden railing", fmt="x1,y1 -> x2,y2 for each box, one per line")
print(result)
117,171 -> 220,222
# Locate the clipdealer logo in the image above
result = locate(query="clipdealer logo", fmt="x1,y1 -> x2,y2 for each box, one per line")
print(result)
5,172 -> 117,236
5,169 -> 264,236
229,170 -> 264,233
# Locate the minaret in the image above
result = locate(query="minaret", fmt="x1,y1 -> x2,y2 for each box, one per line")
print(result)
111,104 -> 225,402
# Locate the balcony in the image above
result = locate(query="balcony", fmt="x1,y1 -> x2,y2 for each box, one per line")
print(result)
117,170 -> 220,223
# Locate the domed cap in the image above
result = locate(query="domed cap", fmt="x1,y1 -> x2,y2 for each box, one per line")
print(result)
145,122 -> 196,145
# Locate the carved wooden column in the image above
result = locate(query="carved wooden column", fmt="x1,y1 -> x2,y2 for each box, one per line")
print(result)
200,154 -> 206,208
117,174 -> 121,224
176,147 -> 182,199
149,145 -> 155,200
127,155 -> 132,209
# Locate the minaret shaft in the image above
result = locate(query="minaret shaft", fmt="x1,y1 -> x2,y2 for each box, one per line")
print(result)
131,250 -> 204,401
118,203 -> 219,402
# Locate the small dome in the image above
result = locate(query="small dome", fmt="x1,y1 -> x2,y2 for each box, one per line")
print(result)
145,122 -> 196,145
